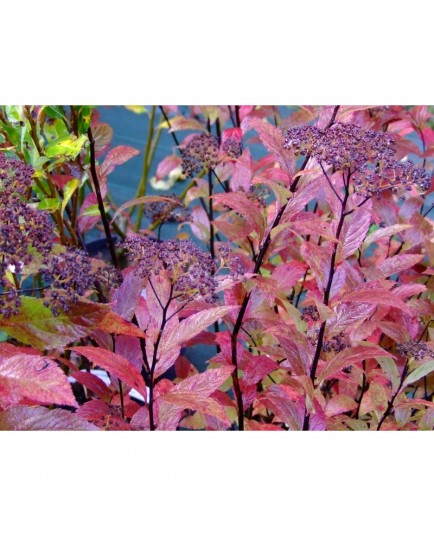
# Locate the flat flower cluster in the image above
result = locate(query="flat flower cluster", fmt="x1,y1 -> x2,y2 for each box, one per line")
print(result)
143,194 -> 190,224
397,341 -> 434,361
123,235 -> 219,302
283,122 -> 431,196
180,133 -> 219,177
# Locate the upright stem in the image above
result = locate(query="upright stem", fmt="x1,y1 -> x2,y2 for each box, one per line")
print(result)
87,126 -> 119,269
302,173 -> 350,430
147,281 -> 173,430
134,106 -> 156,231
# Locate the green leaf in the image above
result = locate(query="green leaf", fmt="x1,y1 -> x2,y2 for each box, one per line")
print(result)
36,198 -> 61,212
82,203 -> 110,217
403,361 -> 434,388
5,105 -> 23,122
45,134 -> 87,159
61,178 -> 80,216
76,105 -> 93,134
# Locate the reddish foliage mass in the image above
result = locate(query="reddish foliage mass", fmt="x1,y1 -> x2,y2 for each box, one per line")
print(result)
0,104 -> 433,430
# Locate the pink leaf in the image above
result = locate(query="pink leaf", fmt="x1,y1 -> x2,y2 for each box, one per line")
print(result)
212,192 -> 265,237
0,353 -> 77,408
377,254 -> 424,277
156,155 -> 182,179
244,117 -> 296,176
112,267 -> 144,321
0,406 -> 98,430
337,206 -> 371,261
317,345 -> 395,383
100,145 -> 140,176
340,288 -> 412,314
72,347 -> 147,397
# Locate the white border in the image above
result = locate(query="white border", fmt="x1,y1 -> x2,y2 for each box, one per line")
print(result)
1,1 -> 434,534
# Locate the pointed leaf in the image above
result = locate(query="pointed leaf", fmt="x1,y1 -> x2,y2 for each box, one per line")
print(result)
100,145 -> 140,176
72,346 -> 147,397
160,305 -> 239,356
337,207 -> 371,261
212,192 -> 265,237
403,361 -> 434,388
318,345 -> 394,383
377,254 -> 424,278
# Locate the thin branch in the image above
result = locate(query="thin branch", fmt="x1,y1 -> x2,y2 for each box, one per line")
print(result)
87,126 -> 119,269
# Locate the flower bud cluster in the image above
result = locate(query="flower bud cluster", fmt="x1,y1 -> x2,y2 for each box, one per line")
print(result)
397,341 -> 434,361
1,155 -> 52,315
123,235 -> 218,302
283,122 -> 431,196
143,194 -> 190,224
181,134 -> 219,177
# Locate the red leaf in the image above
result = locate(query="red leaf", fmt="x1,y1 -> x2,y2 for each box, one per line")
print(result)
212,192 -> 265,237
161,305 -> 238,351
257,384 -> 304,430
240,352 -> 278,386
160,366 -> 233,426
76,399 -> 131,430
100,145 -> 140,176
340,288 -> 412,314
71,371 -> 112,400
72,346 -> 147,397
300,241 -> 331,292
0,406 -> 98,430
0,352 -> 77,407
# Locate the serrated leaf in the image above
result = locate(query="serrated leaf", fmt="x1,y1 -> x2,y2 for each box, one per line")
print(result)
159,305 -> 239,356
100,145 -> 140,176
244,117 -> 296,176
317,345 -> 394,384
337,207 -> 371,261
72,346 -> 147,397
160,366 -> 234,426
212,192 -> 265,237
340,289 -> 411,314
0,406 -> 98,431
0,353 -> 77,407
377,254 -> 424,278
364,224 -> 413,247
